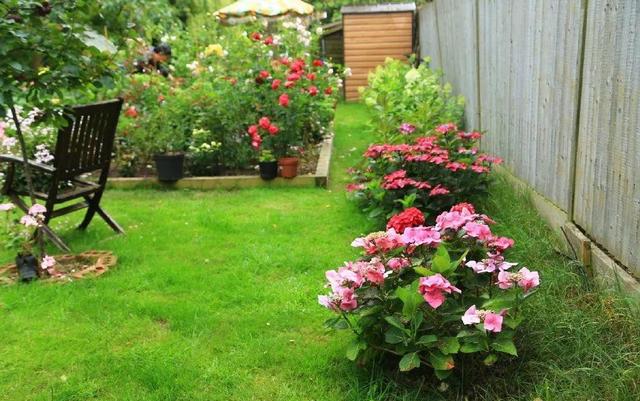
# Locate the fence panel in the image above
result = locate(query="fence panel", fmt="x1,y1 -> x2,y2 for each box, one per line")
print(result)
574,0 -> 640,277
417,2 -> 441,69
478,0 -> 585,212
434,0 -> 480,129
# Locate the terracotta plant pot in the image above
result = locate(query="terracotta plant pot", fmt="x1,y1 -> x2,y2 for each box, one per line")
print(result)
278,157 -> 299,179
154,153 -> 185,182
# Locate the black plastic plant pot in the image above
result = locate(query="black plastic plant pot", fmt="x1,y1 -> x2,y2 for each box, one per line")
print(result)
259,161 -> 278,180
211,163 -> 224,177
16,254 -> 38,282
154,153 -> 185,182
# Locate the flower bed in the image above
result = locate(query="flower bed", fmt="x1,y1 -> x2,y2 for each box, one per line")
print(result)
107,134 -> 334,189
319,205 -> 540,380
0,19 -> 344,186
324,57 -> 535,383
109,20 -> 344,181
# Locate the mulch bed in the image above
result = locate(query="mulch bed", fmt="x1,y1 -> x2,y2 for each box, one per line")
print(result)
0,251 -> 117,285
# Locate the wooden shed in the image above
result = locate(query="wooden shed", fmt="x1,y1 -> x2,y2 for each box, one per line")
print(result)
342,3 -> 416,101
319,21 -> 344,65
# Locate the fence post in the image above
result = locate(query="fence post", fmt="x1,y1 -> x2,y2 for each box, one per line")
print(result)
568,0 -> 590,221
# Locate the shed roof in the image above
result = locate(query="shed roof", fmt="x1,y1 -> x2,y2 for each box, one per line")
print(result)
341,3 -> 416,14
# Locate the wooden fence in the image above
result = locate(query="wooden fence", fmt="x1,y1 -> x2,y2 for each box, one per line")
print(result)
418,0 -> 640,281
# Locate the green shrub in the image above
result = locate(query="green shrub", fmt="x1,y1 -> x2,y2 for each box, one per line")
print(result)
361,58 -> 465,142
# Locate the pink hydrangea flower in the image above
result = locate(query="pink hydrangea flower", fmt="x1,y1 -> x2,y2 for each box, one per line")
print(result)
20,215 -> 39,227
351,229 -> 406,255
41,255 -> 56,270
462,305 -> 481,325
461,305 -> 503,332
483,313 -> 503,332
518,267 -> 540,292
489,236 -> 515,252
399,123 -> 416,134
387,257 -> 410,271
436,209 -> 475,231
497,270 -> 515,289
28,204 -> 47,217
435,123 -> 458,134
360,258 -> 386,285
463,221 -> 492,241
429,185 -> 450,196
0,203 -> 15,212
338,287 -> 358,311
326,264 -> 364,291
466,255 -> 517,274
418,274 -> 461,309
318,286 -> 358,312
401,226 -> 441,247
497,267 -> 540,292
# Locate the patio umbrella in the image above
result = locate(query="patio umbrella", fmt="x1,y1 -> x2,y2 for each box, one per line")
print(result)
214,0 -> 314,25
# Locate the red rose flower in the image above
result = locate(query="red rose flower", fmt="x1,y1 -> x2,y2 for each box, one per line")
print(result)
263,36 -> 273,45
306,73 -> 316,81
251,135 -> 262,150
271,79 -> 281,90
268,125 -> 279,135
290,59 -> 305,72
124,106 -> 138,118
313,59 -> 324,67
287,73 -> 301,82
259,70 -> 270,79
324,87 -> 333,95
280,57 -> 291,66
279,93 -> 290,107
248,125 -> 259,135
259,117 -> 271,130
251,32 -> 262,41
386,207 -> 425,234
308,86 -> 319,96
284,81 -> 295,89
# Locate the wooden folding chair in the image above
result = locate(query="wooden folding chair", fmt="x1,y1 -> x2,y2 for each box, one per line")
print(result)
1,99 -> 125,251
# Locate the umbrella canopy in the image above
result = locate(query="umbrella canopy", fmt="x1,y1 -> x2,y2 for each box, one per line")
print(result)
215,0 -> 314,24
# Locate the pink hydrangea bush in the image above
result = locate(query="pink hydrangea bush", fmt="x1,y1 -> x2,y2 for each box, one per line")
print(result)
319,203 -> 540,380
348,123 -> 502,220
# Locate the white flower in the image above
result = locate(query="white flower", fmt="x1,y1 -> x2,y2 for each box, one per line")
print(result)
34,144 -> 54,164
404,68 -> 420,83
316,27 -> 324,35
344,68 -> 352,77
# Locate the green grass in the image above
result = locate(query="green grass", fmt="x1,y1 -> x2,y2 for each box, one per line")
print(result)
1,103 -> 639,400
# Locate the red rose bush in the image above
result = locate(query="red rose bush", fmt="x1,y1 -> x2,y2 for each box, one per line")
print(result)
319,204 -> 540,380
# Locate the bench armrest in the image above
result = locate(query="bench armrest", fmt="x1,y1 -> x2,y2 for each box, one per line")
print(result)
0,154 -> 56,174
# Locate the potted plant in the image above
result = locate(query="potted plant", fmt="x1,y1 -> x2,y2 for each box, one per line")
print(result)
258,149 -> 278,180
278,154 -> 299,179
145,113 -> 187,182
1,202 -> 56,282
188,128 -> 223,176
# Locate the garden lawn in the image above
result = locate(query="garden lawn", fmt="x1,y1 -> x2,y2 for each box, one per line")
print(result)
1,104 -> 639,401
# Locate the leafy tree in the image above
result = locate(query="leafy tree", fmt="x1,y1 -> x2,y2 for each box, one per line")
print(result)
0,0 -> 114,249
